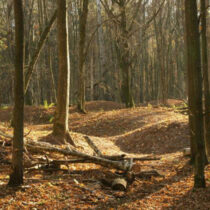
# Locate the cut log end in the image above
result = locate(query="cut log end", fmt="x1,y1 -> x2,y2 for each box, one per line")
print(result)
111,178 -> 127,191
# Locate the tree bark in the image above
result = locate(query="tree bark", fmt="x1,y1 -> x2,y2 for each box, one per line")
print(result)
184,0 -> 206,188
25,138 -> 133,171
117,0 -> 134,108
8,0 -> 24,187
77,0 -> 89,113
201,0 -> 210,160
53,0 -> 75,146
96,0 -> 109,100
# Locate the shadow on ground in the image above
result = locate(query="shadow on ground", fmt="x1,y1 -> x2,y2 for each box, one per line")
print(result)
167,186 -> 210,209
95,161 -> 193,209
69,112 -> 165,137
114,122 -> 190,155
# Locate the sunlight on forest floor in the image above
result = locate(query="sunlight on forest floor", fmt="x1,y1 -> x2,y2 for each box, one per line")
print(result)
0,101 -> 209,209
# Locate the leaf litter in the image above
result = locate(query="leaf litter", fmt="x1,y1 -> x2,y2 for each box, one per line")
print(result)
0,101 -> 209,209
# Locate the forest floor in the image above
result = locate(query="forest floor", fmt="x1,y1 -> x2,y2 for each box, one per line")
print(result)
0,100 -> 209,209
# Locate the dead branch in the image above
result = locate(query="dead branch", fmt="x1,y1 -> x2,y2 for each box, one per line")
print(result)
135,170 -> 164,179
0,130 -> 159,171
84,136 -> 128,160
84,136 -> 103,156
25,138 -> 133,171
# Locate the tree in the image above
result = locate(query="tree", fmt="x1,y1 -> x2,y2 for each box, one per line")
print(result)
184,0 -> 206,188
53,0 -> 75,146
24,9 -> 57,94
201,0 -> 210,160
114,0 -> 135,108
8,0 -> 24,186
96,0 -> 110,100
77,0 -> 89,113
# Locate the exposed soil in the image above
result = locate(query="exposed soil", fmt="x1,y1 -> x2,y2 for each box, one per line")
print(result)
0,101 -> 209,209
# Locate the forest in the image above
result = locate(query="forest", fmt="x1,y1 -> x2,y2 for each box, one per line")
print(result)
0,0 -> 209,209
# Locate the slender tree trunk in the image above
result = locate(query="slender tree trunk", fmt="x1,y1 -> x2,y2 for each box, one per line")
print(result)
201,0 -> 210,160
154,16 -> 167,105
90,47 -> 94,101
24,10 -> 57,93
77,0 -> 89,113
49,46 -> 57,103
96,0 -> 108,100
185,0 -> 206,188
8,0 -> 24,187
53,0 -> 75,146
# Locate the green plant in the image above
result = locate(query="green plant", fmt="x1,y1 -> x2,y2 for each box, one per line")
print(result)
43,100 -> 55,109
49,116 -> 54,123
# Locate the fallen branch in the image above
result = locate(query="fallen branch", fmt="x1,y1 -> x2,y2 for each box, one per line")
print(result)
135,170 -> 164,179
0,130 -> 158,171
127,157 -> 161,161
84,136 -> 103,156
84,136 -> 127,160
84,136 -> 160,161
25,139 -> 133,171
0,140 -> 12,147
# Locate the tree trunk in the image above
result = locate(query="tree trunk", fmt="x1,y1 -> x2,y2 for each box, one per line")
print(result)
53,0 -> 75,146
184,0 -> 206,188
24,10 -> 57,93
8,0 -> 24,187
96,0 -> 109,100
117,0 -> 134,108
201,0 -> 210,160
77,0 -> 89,113
49,46 -> 57,103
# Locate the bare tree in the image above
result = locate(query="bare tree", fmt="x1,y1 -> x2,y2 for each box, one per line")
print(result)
201,0 -> 210,160
185,0 -> 206,188
8,0 -> 24,186
77,0 -> 89,113
53,0 -> 75,146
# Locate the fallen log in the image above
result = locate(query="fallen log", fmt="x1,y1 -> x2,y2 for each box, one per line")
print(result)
48,156 -> 160,167
112,178 -> 127,191
25,139 -> 133,171
83,136 -> 160,161
126,157 -> 160,161
0,130 -> 158,171
135,170 -> 164,179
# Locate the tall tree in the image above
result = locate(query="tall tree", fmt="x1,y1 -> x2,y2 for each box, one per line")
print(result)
77,0 -> 89,113
53,0 -> 75,146
201,0 -> 210,160
184,0 -> 206,188
8,0 -> 24,186
114,0 -> 135,107
96,0 -> 109,100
